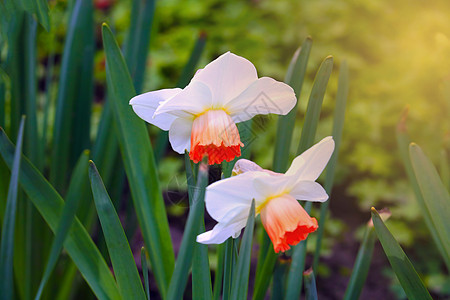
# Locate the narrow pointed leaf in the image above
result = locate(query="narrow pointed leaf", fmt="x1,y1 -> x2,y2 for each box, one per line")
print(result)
297,55 -> 333,154
20,0 -> 50,31
0,117 -> 25,300
141,247 -> 151,300
124,0 -> 156,93
102,23 -> 174,295
273,37 -> 312,173
303,269 -> 318,300
230,200 -> 255,300
0,128 -> 121,300
343,226 -> 376,300
167,162 -> 209,300
50,0 -> 93,192
313,60 -> 349,270
396,125 -> 450,270
371,208 -> 432,300
89,161 -> 146,300
409,143 -> 450,264
34,150 -> 90,300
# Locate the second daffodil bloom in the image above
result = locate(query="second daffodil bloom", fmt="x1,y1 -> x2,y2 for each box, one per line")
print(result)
197,137 -> 335,253
129,52 -> 296,165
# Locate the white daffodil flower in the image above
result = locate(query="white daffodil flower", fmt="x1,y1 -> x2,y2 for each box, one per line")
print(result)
197,136 -> 335,253
129,52 -> 296,164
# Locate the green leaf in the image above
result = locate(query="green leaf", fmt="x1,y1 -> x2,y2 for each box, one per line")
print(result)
167,162 -> 209,300
89,161 -> 147,300
19,0 -> 50,31
313,60 -> 349,270
222,238 -> 236,300
50,0 -> 93,193
34,150 -> 89,300
213,244 -> 225,300
102,23 -> 175,295
297,55 -> 333,154
23,15 -> 42,169
284,56 -> 333,299
396,123 -> 450,271
371,207 -> 432,300
252,246 -> 277,300
409,143 -> 450,266
343,226 -> 376,300
0,128 -> 121,300
0,116 -> 25,300
124,0 -> 156,93
230,200 -> 255,300
141,247 -> 151,300
303,269 -> 318,300
273,37 -> 312,173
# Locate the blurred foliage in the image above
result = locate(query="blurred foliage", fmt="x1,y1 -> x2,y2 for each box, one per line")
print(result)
8,0 -> 449,295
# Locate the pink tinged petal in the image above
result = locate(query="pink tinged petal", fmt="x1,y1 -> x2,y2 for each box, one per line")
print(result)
196,207 -> 248,244
204,172 -> 263,223
129,88 -> 182,130
285,136 -> 335,181
155,81 -> 213,118
226,77 -> 297,123
288,181 -> 329,202
192,52 -> 258,105
232,159 -> 283,176
168,118 -> 193,154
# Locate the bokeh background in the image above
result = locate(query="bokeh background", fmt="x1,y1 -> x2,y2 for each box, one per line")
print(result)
8,0 -> 450,298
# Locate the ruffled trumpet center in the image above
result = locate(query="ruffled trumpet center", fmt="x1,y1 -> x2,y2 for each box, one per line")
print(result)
189,109 -> 244,165
260,194 -> 318,253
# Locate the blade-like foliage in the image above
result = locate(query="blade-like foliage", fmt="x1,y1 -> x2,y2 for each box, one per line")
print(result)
303,269 -> 318,300
396,122 -> 450,271
50,0 -> 93,193
102,23 -> 175,295
141,247 -> 151,300
19,0 -> 50,31
313,60 -> 349,270
284,56 -> 333,300
230,200 -> 255,300
89,161 -> 146,300
409,143 -> 450,266
273,37 -> 312,173
371,208 -> 432,300
343,226 -> 376,300
0,117 -> 25,300
167,162 -> 209,300
34,150 -> 90,300
0,128 -> 121,300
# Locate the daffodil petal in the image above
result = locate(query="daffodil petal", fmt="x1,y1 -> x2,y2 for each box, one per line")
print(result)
285,136 -> 335,181
168,118 -> 193,154
289,181 -> 329,202
226,77 -> 296,123
129,88 -> 182,130
205,171 -> 263,222
252,173 -> 294,200
155,81 -> 213,117
197,208 -> 248,244
192,52 -> 258,105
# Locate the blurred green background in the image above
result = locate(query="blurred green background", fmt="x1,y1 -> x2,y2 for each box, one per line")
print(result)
3,0 -> 450,298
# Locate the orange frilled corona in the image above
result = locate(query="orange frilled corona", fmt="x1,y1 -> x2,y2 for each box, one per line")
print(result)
189,110 -> 244,165
259,194 -> 318,253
